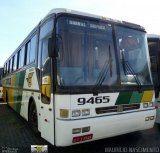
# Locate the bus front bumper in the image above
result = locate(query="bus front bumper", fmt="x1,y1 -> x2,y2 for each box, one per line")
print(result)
55,109 -> 155,146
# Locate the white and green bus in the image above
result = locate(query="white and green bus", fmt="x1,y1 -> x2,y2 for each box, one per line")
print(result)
2,8 -> 155,146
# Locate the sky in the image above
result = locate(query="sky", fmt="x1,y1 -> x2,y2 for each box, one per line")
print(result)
0,0 -> 160,67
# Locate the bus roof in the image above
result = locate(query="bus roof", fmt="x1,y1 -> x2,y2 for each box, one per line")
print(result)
147,34 -> 160,39
47,8 -> 116,22
45,8 -> 145,31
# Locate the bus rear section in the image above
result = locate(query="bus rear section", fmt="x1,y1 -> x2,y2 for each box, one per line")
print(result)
147,34 -> 160,123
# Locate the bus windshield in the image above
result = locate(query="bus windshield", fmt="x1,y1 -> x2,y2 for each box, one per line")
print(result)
56,16 -> 152,88
56,16 -> 117,87
115,26 -> 152,86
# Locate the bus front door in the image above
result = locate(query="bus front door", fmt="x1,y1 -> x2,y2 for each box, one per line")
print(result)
40,40 -> 55,145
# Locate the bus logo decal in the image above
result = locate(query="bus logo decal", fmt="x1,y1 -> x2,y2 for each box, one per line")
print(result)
26,72 -> 34,87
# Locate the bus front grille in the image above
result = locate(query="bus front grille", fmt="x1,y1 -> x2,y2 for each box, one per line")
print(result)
95,104 -> 140,114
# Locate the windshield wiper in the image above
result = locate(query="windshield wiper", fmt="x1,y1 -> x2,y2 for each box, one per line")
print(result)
93,45 -> 112,95
121,50 -> 142,92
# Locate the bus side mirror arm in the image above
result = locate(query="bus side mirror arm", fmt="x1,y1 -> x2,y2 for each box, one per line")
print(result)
48,38 -> 58,58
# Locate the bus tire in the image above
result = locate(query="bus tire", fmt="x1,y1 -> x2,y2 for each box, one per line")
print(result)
28,102 -> 39,134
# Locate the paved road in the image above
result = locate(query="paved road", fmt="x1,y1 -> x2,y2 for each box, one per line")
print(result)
0,102 -> 160,153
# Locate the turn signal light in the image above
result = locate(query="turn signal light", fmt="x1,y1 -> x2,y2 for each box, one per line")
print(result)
60,109 -> 69,118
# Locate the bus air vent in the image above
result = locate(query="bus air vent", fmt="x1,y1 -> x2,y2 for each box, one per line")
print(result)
95,104 -> 140,114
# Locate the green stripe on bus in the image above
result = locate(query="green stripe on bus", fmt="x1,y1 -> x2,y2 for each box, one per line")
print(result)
129,91 -> 143,104
14,70 -> 25,113
16,91 -> 23,113
115,92 -> 132,105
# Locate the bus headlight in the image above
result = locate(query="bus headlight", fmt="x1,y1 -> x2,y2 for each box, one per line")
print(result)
145,117 -> 149,121
150,116 -> 155,120
148,102 -> 153,107
82,109 -> 90,116
72,110 -> 81,117
143,103 -> 148,108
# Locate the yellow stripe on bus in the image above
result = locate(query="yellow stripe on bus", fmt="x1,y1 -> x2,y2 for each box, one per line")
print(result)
141,90 -> 154,102
8,88 -> 14,108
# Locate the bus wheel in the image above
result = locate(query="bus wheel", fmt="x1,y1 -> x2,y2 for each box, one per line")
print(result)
28,102 -> 39,134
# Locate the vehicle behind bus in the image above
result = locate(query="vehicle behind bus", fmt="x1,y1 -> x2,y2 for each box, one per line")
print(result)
2,8 -> 156,146
147,34 -> 160,123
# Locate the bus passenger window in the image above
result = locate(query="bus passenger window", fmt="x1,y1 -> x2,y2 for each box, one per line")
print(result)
26,41 -> 31,65
13,53 -> 18,71
18,47 -> 25,69
8,60 -> 10,73
41,38 -> 51,104
30,35 -> 37,63
10,58 -> 12,72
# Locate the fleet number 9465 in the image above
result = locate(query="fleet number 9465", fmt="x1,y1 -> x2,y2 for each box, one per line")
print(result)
77,96 -> 110,105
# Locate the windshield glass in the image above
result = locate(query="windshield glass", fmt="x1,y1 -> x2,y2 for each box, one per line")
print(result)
115,26 -> 152,85
56,16 -> 118,87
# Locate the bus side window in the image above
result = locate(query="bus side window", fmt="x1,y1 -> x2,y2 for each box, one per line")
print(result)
8,60 -> 10,73
39,19 -> 54,104
11,56 -> 14,72
12,56 -> 14,72
26,41 -> 31,65
30,35 -> 37,63
9,58 -> 12,73
4,63 -> 7,75
41,39 -> 51,104
38,19 -> 53,69
13,53 -> 18,71
18,47 -> 25,69
26,34 -> 37,65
